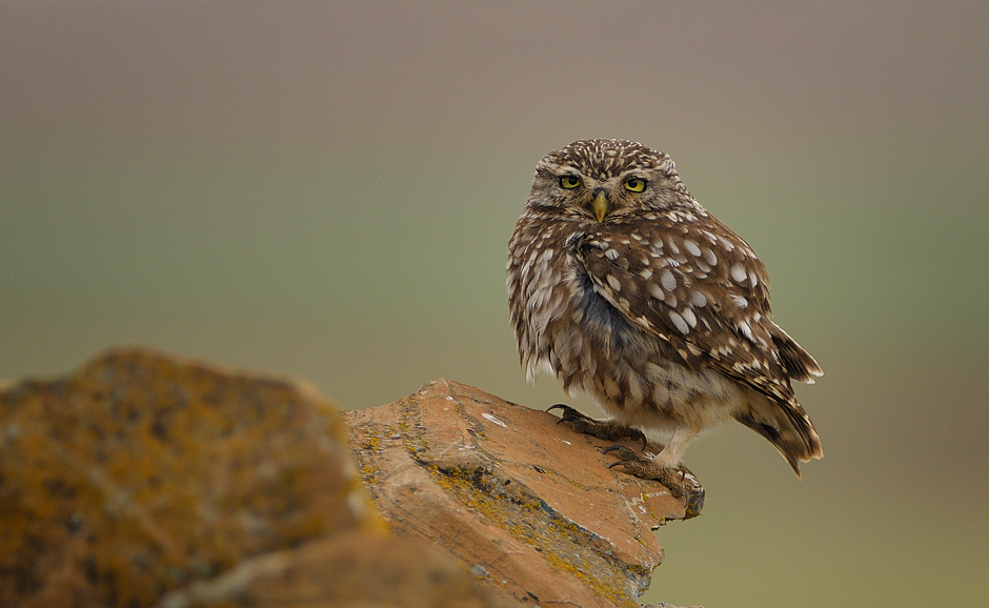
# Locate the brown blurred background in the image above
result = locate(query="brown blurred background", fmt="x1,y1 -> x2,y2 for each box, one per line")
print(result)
2,3 -> 987,606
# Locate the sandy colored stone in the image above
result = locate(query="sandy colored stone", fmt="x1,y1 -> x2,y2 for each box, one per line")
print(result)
156,531 -> 519,608
0,347 -> 381,608
344,379 -> 703,608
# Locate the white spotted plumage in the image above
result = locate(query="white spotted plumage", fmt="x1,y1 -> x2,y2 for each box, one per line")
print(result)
507,139 -> 824,477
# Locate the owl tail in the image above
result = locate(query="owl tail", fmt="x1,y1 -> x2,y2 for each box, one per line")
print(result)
768,322 -> 824,384
734,399 -> 823,478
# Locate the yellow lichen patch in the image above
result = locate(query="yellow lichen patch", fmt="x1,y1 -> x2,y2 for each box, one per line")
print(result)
396,396 -> 431,457
427,461 -> 643,608
346,423 -> 386,491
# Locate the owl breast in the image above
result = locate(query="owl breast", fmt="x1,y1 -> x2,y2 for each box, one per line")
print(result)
508,216 -> 748,434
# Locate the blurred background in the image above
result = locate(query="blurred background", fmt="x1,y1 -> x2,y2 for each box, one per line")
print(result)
2,2 -> 986,606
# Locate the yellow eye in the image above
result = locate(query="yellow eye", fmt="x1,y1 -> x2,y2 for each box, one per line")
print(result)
623,177 -> 646,192
559,175 -> 582,189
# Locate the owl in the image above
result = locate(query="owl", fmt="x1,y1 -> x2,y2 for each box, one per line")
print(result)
507,139 -> 823,497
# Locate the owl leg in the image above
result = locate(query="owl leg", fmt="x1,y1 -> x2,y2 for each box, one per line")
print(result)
651,425 -> 699,469
547,404 -> 647,449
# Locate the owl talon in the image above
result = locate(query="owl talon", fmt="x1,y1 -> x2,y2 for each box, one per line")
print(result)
610,459 -> 686,497
601,444 -> 641,461
547,405 -> 647,449
603,448 -> 704,517
546,403 -> 582,421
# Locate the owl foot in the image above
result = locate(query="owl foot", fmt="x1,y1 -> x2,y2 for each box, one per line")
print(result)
547,404 -> 647,449
603,445 -> 705,518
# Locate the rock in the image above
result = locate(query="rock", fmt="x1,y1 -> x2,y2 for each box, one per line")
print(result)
0,348 -> 513,608
343,379 -> 702,608
156,531 -> 519,608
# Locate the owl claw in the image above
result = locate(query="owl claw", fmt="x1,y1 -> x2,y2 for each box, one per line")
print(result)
546,403 -> 579,421
602,444 -> 642,461
546,404 -> 647,449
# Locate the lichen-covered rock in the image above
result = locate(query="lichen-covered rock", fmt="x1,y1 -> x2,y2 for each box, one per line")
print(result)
1,349 -> 699,607
0,347 -> 380,607
344,379 -> 702,608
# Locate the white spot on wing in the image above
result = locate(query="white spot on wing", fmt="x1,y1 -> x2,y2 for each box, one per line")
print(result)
669,311 -> 690,334
682,308 -> 697,328
661,269 -> 676,291
684,239 -> 701,256
737,321 -> 754,341
730,293 -> 749,308
731,263 -> 747,283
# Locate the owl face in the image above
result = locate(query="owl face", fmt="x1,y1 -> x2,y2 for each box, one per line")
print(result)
527,139 -> 692,222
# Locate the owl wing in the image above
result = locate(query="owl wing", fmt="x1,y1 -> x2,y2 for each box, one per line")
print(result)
573,218 -> 820,410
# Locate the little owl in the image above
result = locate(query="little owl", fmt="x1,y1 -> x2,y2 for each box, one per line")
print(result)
507,139 -> 823,499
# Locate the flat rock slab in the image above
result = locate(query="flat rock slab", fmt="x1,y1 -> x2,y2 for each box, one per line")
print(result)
344,379 -> 702,608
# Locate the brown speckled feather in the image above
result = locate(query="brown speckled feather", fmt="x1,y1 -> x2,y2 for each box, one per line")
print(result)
508,139 -> 824,476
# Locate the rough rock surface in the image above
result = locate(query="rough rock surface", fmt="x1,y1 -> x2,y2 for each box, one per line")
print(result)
0,348 -> 514,608
344,379 -> 702,608
157,530 -> 520,608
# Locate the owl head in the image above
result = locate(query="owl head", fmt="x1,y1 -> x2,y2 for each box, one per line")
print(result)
526,139 -> 695,222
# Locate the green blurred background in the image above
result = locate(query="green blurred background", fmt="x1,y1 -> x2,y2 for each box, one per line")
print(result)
2,3 -> 987,606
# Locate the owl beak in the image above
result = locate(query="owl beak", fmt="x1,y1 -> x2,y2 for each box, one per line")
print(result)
592,190 -> 609,222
